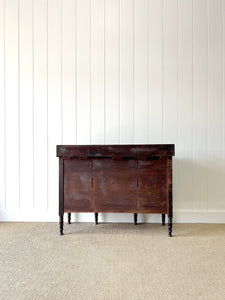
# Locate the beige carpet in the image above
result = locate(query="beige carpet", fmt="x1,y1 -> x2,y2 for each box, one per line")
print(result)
0,222 -> 225,300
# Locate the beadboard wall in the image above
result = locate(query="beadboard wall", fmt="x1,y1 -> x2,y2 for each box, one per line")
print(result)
0,0 -> 225,223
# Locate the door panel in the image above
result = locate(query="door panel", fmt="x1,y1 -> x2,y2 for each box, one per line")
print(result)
64,159 -> 93,212
137,168 -> 168,213
93,165 -> 137,212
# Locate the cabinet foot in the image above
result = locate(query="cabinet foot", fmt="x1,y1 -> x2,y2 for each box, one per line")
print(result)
168,216 -> 172,237
59,215 -> 64,235
134,213 -> 137,225
68,213 -> 71,224
162,214 -> 165,226
95,213 -> 98,225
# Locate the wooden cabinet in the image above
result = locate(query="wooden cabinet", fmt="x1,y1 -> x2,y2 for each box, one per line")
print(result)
57,144 -> 175,236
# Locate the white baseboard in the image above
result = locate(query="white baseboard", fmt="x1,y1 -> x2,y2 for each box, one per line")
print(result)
0,209 -> 225,223
173,211 -> 225,223
0,208 -> 58,222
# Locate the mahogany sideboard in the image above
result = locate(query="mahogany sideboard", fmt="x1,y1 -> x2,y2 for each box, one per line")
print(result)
57,144 -> 175,236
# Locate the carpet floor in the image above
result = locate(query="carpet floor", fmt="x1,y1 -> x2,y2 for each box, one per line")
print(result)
0,222 -> 225,300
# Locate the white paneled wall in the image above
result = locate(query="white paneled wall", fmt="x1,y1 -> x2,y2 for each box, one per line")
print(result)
0,0 -> 225,222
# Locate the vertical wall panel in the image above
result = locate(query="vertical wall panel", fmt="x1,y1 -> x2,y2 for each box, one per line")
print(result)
207,0 -> 223,211
163,0 -> 178,144
105,0 -> 120,144
91,0 -> 104,144
62,0 -> 76,145
48,0 -> 62,211
163,0 -> 178,210
148,0 -> 163,143
134,0 -> 148,144
77,0 -> 91,144
192,0 -> 208,211
222,0 -> 225,211
176,0 -> 193,211
19,0 -> 33,209
120,0 -> 134,144
33,0 -> 48,210
5,0 -> 19,209
0,0 -> 5,209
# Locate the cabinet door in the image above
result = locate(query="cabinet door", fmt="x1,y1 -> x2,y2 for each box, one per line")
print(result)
93,159 -> 137,212
64,159 -> 93,212
137,159 -> 168,213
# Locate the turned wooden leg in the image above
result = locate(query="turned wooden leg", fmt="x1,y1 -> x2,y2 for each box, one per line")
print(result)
168,215 -> 172,237
162,214 -> 165,226
68,213 -> 71,224
134,213 -> 137,225
95,212 -> 98,225
59,215 -> 64,235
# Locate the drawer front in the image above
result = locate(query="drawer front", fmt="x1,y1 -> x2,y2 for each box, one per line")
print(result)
137,169 -> 168,213
93,168 -> 137,212
64,159 -> 93,212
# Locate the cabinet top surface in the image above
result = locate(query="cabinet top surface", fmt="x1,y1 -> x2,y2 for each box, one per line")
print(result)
57,144 -> 175,158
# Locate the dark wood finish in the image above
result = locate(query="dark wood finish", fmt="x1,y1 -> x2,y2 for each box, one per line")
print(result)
95,213 -> 98,225
134,213 -> 137,225
64,159 -> 93,212
57,144 -> 175,158
168,216 -> 172,237
59,215 -> 64,235
162,214 -> 165,226
168,156 -> 173,237
93,160 -> 137,212
59,157 -> 64,235
137,168 -> 167,213
57,144 -> 175,236
68,213 -> 71,224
